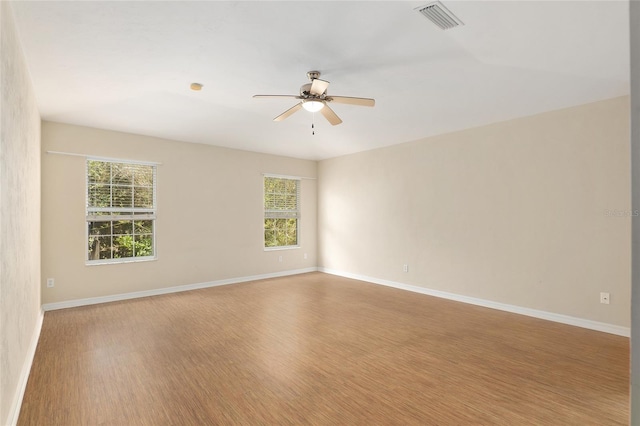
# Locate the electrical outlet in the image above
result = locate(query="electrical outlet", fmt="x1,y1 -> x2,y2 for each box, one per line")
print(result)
278,255 -> 283,262
600,292 -> 610,304
403,264 -> 408,273
46,278 -> 55,288
304,253 -> 308,260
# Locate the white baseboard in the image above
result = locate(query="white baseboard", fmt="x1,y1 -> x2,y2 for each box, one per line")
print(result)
318,268 -> 630,337
41,266 -> 630,337
7,308 -> 44,426
42,267 -> 318,311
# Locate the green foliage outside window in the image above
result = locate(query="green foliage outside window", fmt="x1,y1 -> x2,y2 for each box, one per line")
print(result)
264,218 -> 298,247
264,177 -> 299,248
87,161 -> 154,209
87,219 -> 154,260
87,160 -> 156,262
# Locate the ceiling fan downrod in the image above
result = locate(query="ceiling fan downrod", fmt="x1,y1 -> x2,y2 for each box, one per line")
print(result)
307,71 -> 321,81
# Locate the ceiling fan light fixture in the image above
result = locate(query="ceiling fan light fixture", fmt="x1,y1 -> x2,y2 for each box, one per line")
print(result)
302,100 -> 324,112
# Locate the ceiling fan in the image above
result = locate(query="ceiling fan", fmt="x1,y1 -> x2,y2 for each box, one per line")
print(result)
253,71 -> 375,126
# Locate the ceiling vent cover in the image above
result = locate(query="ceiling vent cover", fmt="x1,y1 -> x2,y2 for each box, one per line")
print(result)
415,1 -> 464,30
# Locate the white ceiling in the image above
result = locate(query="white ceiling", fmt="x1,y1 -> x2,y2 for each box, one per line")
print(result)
10,1 -> 630,160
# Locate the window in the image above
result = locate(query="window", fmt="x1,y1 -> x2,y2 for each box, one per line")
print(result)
86,159 -> 156,263
264,176 -> 300,248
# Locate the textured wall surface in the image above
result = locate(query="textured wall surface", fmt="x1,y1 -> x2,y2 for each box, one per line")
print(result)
41,122 -> 316,304
0,2 -> 42,425
319,97 -> 630,327
630,0 -> 639,421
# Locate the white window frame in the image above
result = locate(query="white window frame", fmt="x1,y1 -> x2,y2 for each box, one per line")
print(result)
85,158 -> 157,265
264,175 -> 301,250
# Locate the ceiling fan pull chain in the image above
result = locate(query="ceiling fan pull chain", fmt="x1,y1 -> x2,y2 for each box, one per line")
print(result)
312,113 -> 315,135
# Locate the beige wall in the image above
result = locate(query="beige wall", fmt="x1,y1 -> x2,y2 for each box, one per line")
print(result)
41,122 -> 316,304
630,0 -> 640,420
0,2 -> 42,425
318,96 -> 631,327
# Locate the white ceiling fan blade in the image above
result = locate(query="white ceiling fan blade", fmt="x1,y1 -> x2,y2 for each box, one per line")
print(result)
320,105 -> 343,126
328,96 -> 375,107
253,95 -> 300,100
273,103 -> 303,122
309,79 -> 330,96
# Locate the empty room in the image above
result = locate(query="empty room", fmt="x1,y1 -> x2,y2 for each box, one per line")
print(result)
3,1 -> 640,425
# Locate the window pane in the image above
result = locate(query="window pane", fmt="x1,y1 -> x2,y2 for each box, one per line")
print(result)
264,179 -> 273,193
264,193 -> 276,210
88,184 -> 111,208
112,186 -> 133,208
134,220 -> 153,234
273,194 -> 286,210
285,194 -> 297,210
133,186 -> 153,208
285,179 -> 297,193
88,221 -> 111,236
272,179 -> 285,192
112,163 -> 134,185
88,236 -> 112,260
276,230 -> 288,246
264,229 -> 277,247
113,235 -> 134,258
112,220 -> 133,236
134,234 -> 154,257
88,160 -> 111,184
134,166 -> 154,186
285,219 -> 297,246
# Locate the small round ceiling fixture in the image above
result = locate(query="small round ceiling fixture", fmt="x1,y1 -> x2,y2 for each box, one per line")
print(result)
190,82 -> 203,91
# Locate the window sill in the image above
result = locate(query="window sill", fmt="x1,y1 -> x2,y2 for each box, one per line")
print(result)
264,246 -> 300,252
85,256 -> 157,266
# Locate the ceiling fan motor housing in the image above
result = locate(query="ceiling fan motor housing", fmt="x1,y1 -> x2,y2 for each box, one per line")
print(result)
300,83 -> 321,97
301,71 -> 327,98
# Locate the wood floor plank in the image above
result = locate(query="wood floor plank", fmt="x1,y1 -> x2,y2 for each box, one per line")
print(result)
18,272 -> 629,425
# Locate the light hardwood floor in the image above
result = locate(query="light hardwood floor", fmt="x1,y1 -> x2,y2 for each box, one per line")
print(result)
18,272 -> 629,425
